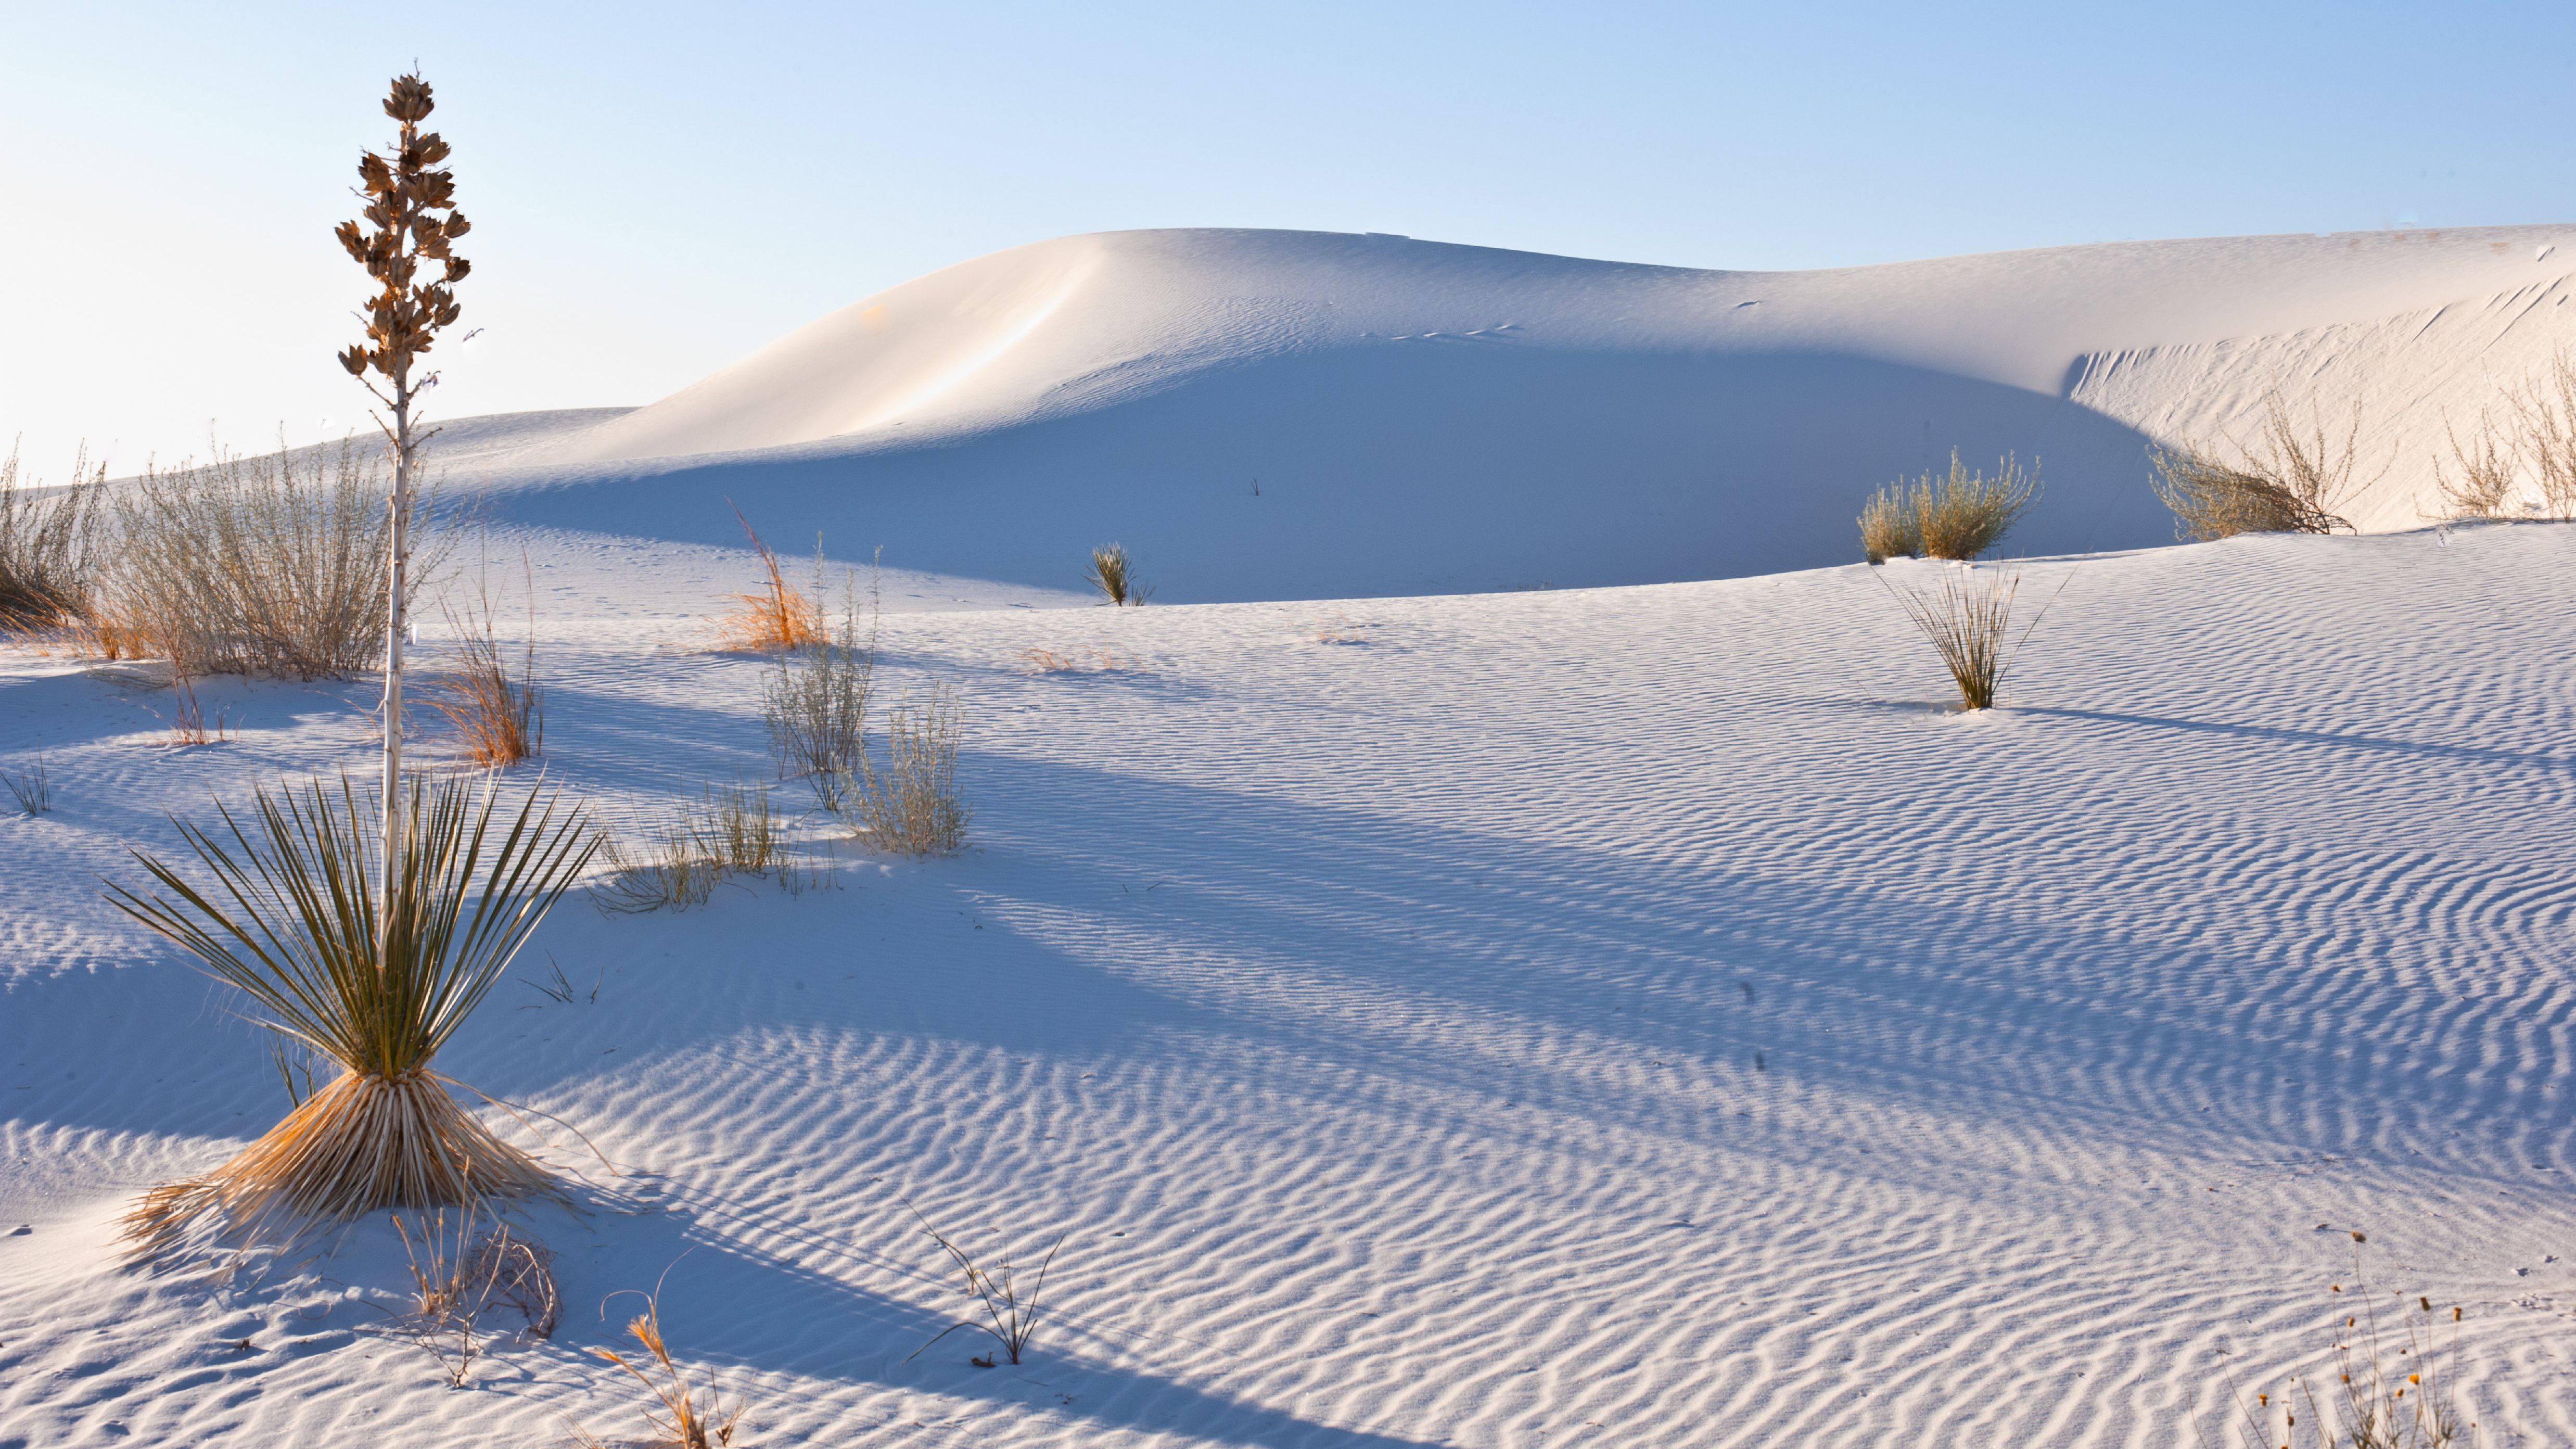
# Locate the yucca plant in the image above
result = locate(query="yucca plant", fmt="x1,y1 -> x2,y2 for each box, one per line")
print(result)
107,773 -> 596,1260
1880,562 -> 2071,711
1084,543 -> 1151,606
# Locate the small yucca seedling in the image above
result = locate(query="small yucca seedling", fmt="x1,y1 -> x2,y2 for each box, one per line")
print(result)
3,755 -> 48,816
715,506 -> 824,653
903,1204 -> 1066,1369
577,1279 -> 745,1449
1881,563 -> 2064,711
1085,543 -> 1151,607
106,774 -> 595,1261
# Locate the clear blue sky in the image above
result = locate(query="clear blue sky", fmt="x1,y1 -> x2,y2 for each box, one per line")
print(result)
4,1 -> 2569,471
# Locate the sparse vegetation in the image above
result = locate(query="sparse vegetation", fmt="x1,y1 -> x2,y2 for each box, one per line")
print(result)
595,825 -> 723,914
0,443 -> 103,634
594,782 -> 810,913
106,774 -> 596,1260
2153,388 -> 2370,541
576,1278 -> 746,1448
715,508 -> 823,653
903,1203 -> 1065,1369
2504,349 -> 2576,520
1020,646 -> 1136,673
1084,542 -> 1151,606
762,564 -> 874,810
3,756 -> 49,816
2199,1231 -> 2473,1449
1859,451 -> 2039,562
843,683 -> 971,856
2432,411 -> 2518,520
1881,562 -> 2063,711
426,571 -> 543,768
105,438 -> 423,680
375,1200 -> 559,1387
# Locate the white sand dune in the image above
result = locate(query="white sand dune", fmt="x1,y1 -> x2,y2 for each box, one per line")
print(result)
458,225 -> 2576,601
4,521 -> 2574,1446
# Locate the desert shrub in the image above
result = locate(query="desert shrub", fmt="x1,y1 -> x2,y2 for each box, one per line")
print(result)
2505,349 -> 2576,521
425,579 -> 541,768
762,569 -> 874,810
844,683 -> 970,856
715,507 -> 822,652
1860,451 -> 2038,562
105,437 -> 431,680
1857,481 -> 1922,564
0,444 -> 104,632
1085,542 -> 1151,606
2432,411 -> 2518,520
106,773 -> 596,1261
2153,388 -> 2367,541
1881,563 -> 2057,711
575,1281 -> 746,1449
2199,1231 -> 2472,1449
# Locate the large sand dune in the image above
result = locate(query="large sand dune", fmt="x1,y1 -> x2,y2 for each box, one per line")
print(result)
461,225 -> 2576,600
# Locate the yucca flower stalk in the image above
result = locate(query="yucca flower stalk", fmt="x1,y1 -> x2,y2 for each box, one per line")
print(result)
108,773 -> 595,1260
336,70 -> 473,965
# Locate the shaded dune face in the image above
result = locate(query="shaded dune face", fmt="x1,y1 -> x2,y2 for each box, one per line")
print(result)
482,224 -> 2576,601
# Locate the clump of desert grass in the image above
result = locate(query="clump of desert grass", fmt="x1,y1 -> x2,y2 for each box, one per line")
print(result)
712,506 -> 822,653
2431,410 -> 2519,520
841,683 -> 971,856
4,755 -> 50,816
0,442 -> 104,635
105,437 -> 433,680
595,782 -> 810,914
2152,387 -> 2376,541
1880,561 -> 2069,711
573,1276 -> 747,1448
373,1198 -> 559,1387
903,1202 -> 1065,1369
1084,542 -> 1151,606
426,569 -> 543,768
105,773 -> 596,1262
2503,348 -> 2576,521
762,564 -> 875,811
2199,1231 -> 2474,1449
1858,450 -> 2040,562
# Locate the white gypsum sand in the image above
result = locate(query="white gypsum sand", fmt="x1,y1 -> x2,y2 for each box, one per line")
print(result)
2,226 -> 2573,1446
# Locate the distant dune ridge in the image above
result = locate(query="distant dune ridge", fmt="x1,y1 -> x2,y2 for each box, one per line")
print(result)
451,225 -> 2576,600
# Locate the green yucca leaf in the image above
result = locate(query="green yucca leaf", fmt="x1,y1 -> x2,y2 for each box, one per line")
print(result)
107,773 -> 596,1078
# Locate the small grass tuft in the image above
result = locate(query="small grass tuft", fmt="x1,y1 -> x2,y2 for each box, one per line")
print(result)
902,1202 -> 1065,1369
1880,561 -> 2071,711
762,564 -> 874,811
3,755 -> 49,816
576,1274 -> 746,1448
426,569 -> 543,769
713,505 -> 823,653
1084,543 -> 1151,606
2198,1230 -> 2474,1449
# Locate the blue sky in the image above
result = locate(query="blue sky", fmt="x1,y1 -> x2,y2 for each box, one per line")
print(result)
3,1 -> 2569,469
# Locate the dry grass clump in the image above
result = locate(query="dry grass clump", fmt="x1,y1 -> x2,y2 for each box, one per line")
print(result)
376,1201 -> 559,1386
904,1203 -> 1065,1369
4,756 -> 50,816
1859,451 -> 2039,562
426,577 -> 542,768
1084,542 -> 1151,606
107,438 -> 430,679
713,508 -> 823,653
0,444 -> 104,633
106,774 -> 596,1261
845,684 -> 971,856
2432,410 -> 2519,520
575,1282 -> 746,1448
2504,349 -> 2576,521
2200,1231 -> 2473,1449
2153,388 -> 2371,541
1020,647 -> 1136,673
1881,562 -> 2067,711
594,783 -> 800,913
762,569 -> 875,811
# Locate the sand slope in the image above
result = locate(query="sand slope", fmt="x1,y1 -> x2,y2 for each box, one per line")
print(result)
457,226 -> 2576,601
3,522 -> 2573,1446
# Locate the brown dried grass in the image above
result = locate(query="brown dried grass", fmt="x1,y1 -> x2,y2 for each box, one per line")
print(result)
2506,349 -> 2576,521
713,506 -> 822,653
426,572 -> 542,768
2153,388 -> 2370,541
0,443 -> 103,634
2432,410 -> 2519,520
1859,451 -> 2039,562
576,1281 -> 746,1448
